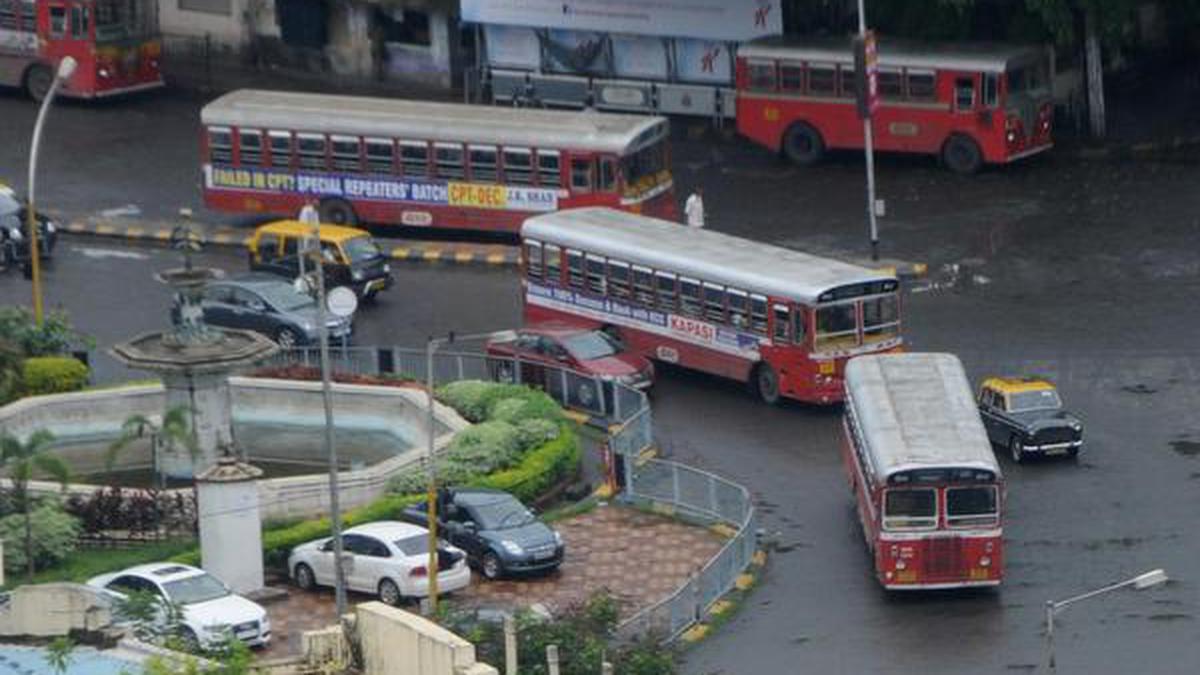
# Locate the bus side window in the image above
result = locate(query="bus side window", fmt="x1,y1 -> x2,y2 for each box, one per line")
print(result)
749,294 -> 769,335
772,304 -> 790,343
524,241 -> 543,281
400,141 -> 429,178
878,68 -> 903,100
207,127 -> 232,164
982,73 -> 999,108
435,143 -> 465,179
704,283 -> 726,323
907,70 -> 936,101
727,289 -> 749,331
678,278 -> 702,318
268,131 -> 292,169
543,244 -> 562,284
238,129 -> 263,167
331,136 -> 362,172
954,76 -> 976,111
49,5 -> 66,37
565,250 -> 585,290
607,261 -> 631,300
296,134 -> 327,170
469,145 -> 498,182
780,64 -> 804,92
837,65 -> 857,99
808,63 -> 836,96
585,255 -> 606,295
793,307 -> 808,345
570,157 -> 594,193
365,138 -> 394,174
747,60 -> 777,91
70,4 -> 87,38
632,266 -> 654,306
598,157 -> 617,192
537,150 -> 561,187
503,148 -> 533,185
655,272 -> 677,311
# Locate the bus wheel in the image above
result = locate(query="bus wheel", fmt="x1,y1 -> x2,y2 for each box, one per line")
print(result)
24,64 -> 53,102
941,134 -> 983,174
319,198 -> 358,226
782,122 -> 825,166
753,364 -> 781,405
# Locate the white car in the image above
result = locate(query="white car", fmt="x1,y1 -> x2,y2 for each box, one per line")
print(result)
87,563 -> 270,649
287,521 -> 471,606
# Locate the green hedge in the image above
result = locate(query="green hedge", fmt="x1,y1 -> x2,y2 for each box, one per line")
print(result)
21,356 -> 89,397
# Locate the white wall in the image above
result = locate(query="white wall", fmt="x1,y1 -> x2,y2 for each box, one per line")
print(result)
356,602 -> 498,675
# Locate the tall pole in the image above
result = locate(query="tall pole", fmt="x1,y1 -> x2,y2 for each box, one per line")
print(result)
425,338 -> 440,616
857,0 -> 880,261
26,57 -> 77,325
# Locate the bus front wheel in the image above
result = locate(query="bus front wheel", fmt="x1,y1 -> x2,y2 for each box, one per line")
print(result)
941,134 -> 983,174
752,363 -> 781,405
319,198 -> 358,226
24,64 -> 53,102
782,122 -> 825,166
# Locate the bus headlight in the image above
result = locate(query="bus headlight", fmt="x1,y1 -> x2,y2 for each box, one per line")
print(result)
99,68 -> 111,79
895,560 -> 907,571
979,556 -> 991,567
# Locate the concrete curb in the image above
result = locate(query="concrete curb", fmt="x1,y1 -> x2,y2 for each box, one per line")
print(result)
1058,132 -> 1200,162
677,547 -> 767,646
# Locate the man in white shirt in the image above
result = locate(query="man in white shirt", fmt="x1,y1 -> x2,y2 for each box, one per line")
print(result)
684,187 -> 705,229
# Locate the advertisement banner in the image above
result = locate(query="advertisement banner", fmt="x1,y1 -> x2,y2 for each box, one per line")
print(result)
482,24 -> 541,69
203,165 -> 558,212
462,0 -> 781,42
675,39 -> 732,84
543,29 -> 607,73
611,34 -> 668,79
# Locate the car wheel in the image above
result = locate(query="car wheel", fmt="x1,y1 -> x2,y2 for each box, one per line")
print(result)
275,327 -> 300,348
293,563 -> 316,591
782,122 -> 825,166
177,627 -> 201,654
942,134 -> 984,174
378,578 -> 403,606
753,363 -> 781,405
24,64 -> 53,102
1009,436 -> 1024,464
319,198 -> 358,226
481,552 -> 504,580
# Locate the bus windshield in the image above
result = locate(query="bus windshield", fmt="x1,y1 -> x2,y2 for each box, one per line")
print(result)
622,140 -> 667,194
883,488 -> 937,530
946,486 -> 998,528
94,0 -> 154,43
1007,59 -> 1050,97
815,303 -> 858,351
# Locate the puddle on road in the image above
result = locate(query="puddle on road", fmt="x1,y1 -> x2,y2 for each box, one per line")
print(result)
1121,383 -> 1157,394
1169,440 -> 1200,456
1148,613 -> 1194,622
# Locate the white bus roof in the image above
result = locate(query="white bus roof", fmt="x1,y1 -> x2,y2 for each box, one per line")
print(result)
844,353 -> 999,481
200,89 -> 669,155
521,208 -> 895,305
739,36 -> 1048,74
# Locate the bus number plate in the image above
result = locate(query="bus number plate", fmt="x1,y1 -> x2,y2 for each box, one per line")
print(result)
656,346 -> 679,363
401,211 -> 433,226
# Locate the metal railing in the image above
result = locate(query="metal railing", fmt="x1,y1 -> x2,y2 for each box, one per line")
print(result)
615,458 -> 757,643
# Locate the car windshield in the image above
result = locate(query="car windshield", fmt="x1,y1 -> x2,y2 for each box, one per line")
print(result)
255,284 -> 315,312
1009,389 -> 1062,412
162,573 -> 229,605
394,534 -> 430,556
0,191 -> 20,217
343,236 -> 383,264
473,496 -> 535,530
560,331 -> 618,361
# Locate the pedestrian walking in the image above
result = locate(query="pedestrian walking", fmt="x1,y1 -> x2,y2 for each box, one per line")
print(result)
684,187 -> 705,229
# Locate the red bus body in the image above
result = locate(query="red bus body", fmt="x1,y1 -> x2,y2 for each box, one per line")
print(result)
519,208 -> 902,405
843,353 -> 1004,590
199,90 -> 678,233
0,0 -> 162,98
736,37 -> 1054,171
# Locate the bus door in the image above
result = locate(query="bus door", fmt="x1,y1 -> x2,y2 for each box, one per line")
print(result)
951,73 -> 979,128
38,0 -> 91,89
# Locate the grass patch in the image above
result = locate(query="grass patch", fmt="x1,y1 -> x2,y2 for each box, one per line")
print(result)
540,494 -> 600,524
9,538 -> 197,588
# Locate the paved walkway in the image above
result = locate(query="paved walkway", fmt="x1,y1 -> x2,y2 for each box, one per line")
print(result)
253,503 -> 726,660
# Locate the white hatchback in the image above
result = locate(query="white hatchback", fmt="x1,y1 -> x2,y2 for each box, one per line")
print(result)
287,520 -> 471,606
88,563 -> 270,649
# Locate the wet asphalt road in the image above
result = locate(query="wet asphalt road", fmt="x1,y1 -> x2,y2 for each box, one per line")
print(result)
3,85 -> 1200,673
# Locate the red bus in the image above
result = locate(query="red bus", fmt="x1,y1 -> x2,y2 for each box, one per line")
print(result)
519,207 -> 902,405
200,89 -> 678,232
843,353 -> 1004,590
0,0 -> 162,99
736,37 -> 1054,173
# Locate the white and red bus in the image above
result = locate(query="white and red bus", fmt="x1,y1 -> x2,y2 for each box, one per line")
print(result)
519,207 -> 902,405
843,352 -> 1003,590
736,37 -> 1054,173
0,0 -> 162,99
200,89 -> 678,232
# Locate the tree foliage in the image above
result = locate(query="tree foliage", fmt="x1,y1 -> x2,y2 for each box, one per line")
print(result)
0,429 -> 71,579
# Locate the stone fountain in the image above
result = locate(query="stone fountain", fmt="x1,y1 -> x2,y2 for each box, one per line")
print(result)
110,226 -> 279,479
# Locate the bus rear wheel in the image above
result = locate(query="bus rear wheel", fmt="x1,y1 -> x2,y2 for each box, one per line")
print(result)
782,122 -> 825,166
319,198 -> 358,226
24,64 -> 53,102
941,134 -> 983,174
752,363 -> 781,405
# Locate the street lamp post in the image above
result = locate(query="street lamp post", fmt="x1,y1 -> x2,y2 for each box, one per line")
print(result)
1045,568 -> 1168,673
424,329 -> 514,616
855,0 -> 880,261
26,56 -> 77,325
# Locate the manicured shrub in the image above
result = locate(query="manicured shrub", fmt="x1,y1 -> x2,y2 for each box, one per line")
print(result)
514,418 -> 561,450
0,502 -> 82,574
21,356 -> 89,397
436,380 -> 498,422
490,393 -> 564,426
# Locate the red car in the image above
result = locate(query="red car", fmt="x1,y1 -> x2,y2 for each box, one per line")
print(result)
485,324 -> 655,397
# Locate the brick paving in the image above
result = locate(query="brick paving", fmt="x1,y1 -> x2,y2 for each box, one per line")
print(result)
253,503 -> 726,660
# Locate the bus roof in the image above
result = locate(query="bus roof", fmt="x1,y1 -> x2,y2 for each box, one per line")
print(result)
521,208 -> 895,305
200,89 -> 669,156
844,353 -> 999,481
739,36 -> 1048,74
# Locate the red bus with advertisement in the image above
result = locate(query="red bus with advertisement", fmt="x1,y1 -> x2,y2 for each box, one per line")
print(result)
843,353 -> 1004,590
735,36 -> 1054,173
200,89 -> 677,232
519,207 -> 902,405
0,0 -> 162,99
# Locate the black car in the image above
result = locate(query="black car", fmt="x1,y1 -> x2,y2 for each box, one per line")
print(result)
977,377 -> 1084,463
193,274 -> 353,347
403,488 -> 564,580
0,184 -> 57,267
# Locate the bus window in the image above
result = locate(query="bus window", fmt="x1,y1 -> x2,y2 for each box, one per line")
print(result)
70,4 -> 88,38
815,303 -> 859,350
793,307 -> 808,345
571,158 -> 594,193
537,151 -> 561,186
808,64 -> 836,96
704,283 -> 726,323
679,278 -> 702,318
207,127 -> 232,164
747,61 -> 777,91
907,70 -> 936,101
331,136 -> 361,172
982,73 -> 999,108
598,158 -> 617,192
297,134 -> 327,170
238,129 -> 262,167
608,261 -> 631,300
727,289 -> 749,331
954,77 -> 975,110
524,241 -> 543,281
632,266 -> 655,306
878,68 -> 903,99
268,131 -> 292,169
435,143 -> 464,179
365,138 -> 394,174
749,294 -> 768,335
772,304 -> 790,343
503,148 -> 533,185
49,5 -> 66,37
780,64 -> 803,92
837,65 -> 857,99
883,488 -> 938,531
863,295 -> 899,343
544,244 -> 562,283
655,272 -> 677,310
469,145 -> 498,182
946,486 -> 998,528
400,141 -> 429,178
585,255 -> 606,295
566,250 -> 585,290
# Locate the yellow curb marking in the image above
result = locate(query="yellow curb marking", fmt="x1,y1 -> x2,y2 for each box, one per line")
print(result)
211,233 -> 232,245
155,229 -> 172,240
66,222 -> 86,232
680,624 -> 709,643
752,550 -> 767,566
650,501 -> 675,517
125,227 -> 144,238
485,252 -> 507,265
562,410 -> 589,425
95,224 -> 116,235
242,237 -> 253,247
709,523 -> 737,539
454,251 -> 474,263
708,600 -> 734,616
875,265 -> 896,277
391,247 -> 409,259
422,249 -> 442,261
593,484 -> 615,499
912,262 -> 928,276
735,573 -> 756,591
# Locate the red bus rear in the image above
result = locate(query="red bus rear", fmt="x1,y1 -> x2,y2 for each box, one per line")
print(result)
736,37 -> 1053,173
843,353 -> 1003,589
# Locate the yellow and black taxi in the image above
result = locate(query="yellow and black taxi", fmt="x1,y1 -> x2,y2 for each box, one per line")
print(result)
977,377 -> 1083,463
0,183 -> 57,267
246,220 -> 392,301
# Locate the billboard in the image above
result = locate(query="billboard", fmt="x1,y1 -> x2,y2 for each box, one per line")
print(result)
462,0 -> 781,42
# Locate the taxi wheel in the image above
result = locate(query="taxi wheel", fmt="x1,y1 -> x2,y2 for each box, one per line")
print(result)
378,578 -> 403,606
24,64 -> 52,102
276,328 -> 300,348
1009,436 -> 1024,464
319,198 -> 358,226
754,364 -> 781,405
294,563 -> 315,590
